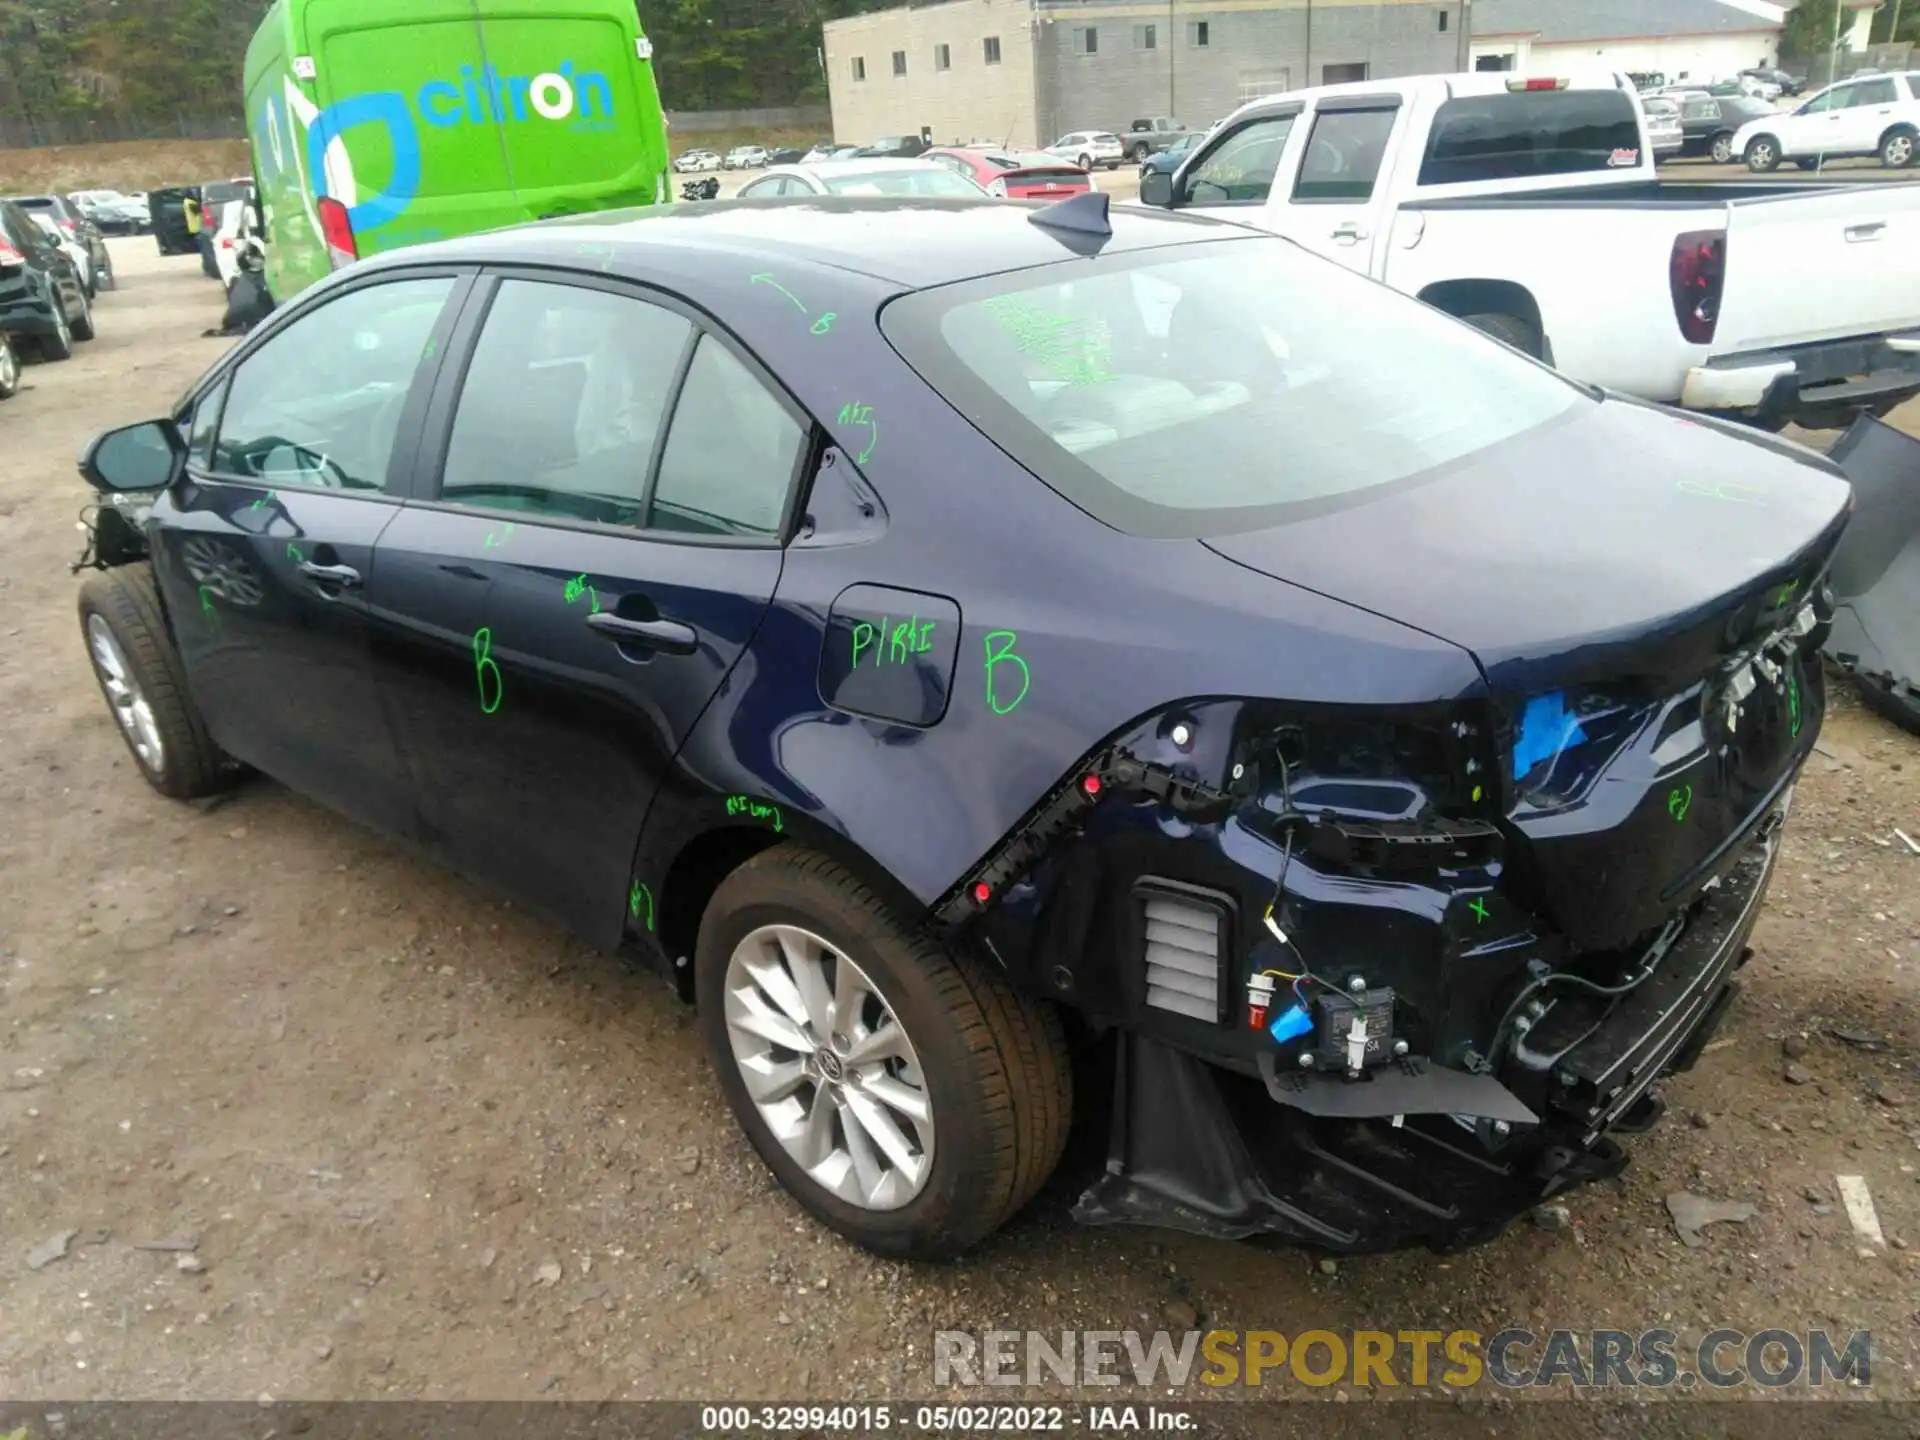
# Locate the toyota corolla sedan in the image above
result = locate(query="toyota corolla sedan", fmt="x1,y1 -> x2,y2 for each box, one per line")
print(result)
74,195 -> 1848,1260
922,147 -> 1093,200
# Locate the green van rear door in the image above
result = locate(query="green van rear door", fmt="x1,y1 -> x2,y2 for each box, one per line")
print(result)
473,4 -> 668,218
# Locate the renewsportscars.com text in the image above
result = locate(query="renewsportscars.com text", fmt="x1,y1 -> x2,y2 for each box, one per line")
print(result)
931,1328 -> 1872,1390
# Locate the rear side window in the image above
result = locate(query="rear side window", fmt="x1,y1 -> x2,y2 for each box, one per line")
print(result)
650,336 -> 806,539
1849,78 -> 1897,106
211,276 -> 454,490
1293,107 -> 1397,201
440,279 -> 692,526
1419,90 -> 1643,185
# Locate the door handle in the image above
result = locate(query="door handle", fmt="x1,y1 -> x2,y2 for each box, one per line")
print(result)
297,560 -> 362,589
585,610 -> 699,655
1845,221 -> 1886,242
1331,223 -> 1368,245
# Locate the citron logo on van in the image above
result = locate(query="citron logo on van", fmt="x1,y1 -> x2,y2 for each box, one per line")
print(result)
416,62 -> 615,128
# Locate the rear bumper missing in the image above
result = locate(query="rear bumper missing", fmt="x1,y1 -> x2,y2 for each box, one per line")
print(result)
1073,805 -> 1780,1253
1684,331 -> 1920,428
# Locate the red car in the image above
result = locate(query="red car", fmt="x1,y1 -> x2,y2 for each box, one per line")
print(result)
922,147 -> 1092,201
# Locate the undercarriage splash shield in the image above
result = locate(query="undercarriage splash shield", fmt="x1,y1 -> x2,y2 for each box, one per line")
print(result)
1825,415 -> 1920,734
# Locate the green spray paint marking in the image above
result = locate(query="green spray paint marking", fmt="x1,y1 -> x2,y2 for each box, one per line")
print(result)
628,879 -> 655,932
1668,784 -> 1692,823
1775,579 -> 1801,608
483,523 -> 516,549
1788,672 -> 1802,737
1676,479 -> 1767,507
1471,784 -> 1484,803
249,493 -> 272,511
726,795 -> 784,832
811,312 -> 836,335
472,627 -> 503,715
837,401 -> 878,464
984,630 -> 1030,715
564,573 -> 602,613
285,541 -> 305,564
850,616 -> 935,669
1468,897 -> 1489,924
983,294 -> 1116,386
198,585 -> 220,634
749,274 -> 836,336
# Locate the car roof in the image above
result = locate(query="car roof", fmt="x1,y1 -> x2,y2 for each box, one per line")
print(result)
385,195 -> 1234,291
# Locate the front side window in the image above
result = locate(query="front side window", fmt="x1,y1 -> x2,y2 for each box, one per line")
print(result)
211,276 -> 454,490
1419,90 -> 1642,185
440,279 -> 691,525
1800,86 -> 1842,114
650,336 -> 806,539
883,237 -> 1583,539
1183,113 -> 1298,204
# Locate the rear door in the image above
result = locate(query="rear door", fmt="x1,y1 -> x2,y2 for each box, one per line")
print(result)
1275,96 -> 1407,273
1833,76 -> 1900,154
368,270 -> 808,945
1716,182 -> 1920,353
473,1 -> 668,218
149,268 -> 466,838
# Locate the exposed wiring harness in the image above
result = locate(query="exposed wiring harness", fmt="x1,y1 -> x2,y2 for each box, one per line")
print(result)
1487,914 -> 1685,1069
1252,743 -> 1343,1005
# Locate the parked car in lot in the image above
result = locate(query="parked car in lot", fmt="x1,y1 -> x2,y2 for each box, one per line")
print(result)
1742,66 -> 1805,98
0,199 -> 95,365
724,146 -> 771,170
4,194 -> 113,294
673,149 -> 723,173
71,188 -> 150,235
27,212 -> 104,297
196,179 -> 254,280
1046,130 -> 1125,170
767,147 -> 806,166
922,147 -> 1093,199
735,158 -> 987,199
70,195 -> 1846,1259
1138,130 -> 1206,179
800,142 -> 842,164
1674,93 -> 1778,163
1121,117 -> 1189,162
1733,71 -> 1920,171
1140,71 -> 1920,430
1641,96 -> 1685,161
147,184 -> 200,256
851,135 -> 930,159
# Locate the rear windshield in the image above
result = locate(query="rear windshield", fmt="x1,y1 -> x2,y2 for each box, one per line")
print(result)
822,169 -> 981,197
882,237 -> 1583,539
1419,89 -> 1643,185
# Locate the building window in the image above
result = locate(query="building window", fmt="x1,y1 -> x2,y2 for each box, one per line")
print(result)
1322,61 -> 1369,84
892,49 -> 907,76
1076,26 -> 1098,55
851,55 -> 866,81
1190,20 -> 1209,47
1438,9 -> 1448,30
983,35 -> 1002,65
935,42 -> 951,71
1133,23 -> 1157,50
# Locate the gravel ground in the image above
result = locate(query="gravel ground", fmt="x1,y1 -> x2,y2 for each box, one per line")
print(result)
1,238 -> 1918,1413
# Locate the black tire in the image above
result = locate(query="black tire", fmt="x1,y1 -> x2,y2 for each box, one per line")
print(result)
1710,132 -> 1735,164
1076,153 -> 1093,171
77,565 -> 234,800
1880,127 -> 1917,169
0,332 -> 19,399
1130,142 -> 1151,162
1794,157 -> 1820,171
1461,311 -> 1543,359
1745,135 -> 1780,172
40,305 -> 74,361
70,289 -> 96,342
696,846 -> 1072,1259
94,251 -> 115,292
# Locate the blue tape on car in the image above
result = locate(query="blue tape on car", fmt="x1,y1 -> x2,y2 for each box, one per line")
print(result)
1268,1002 -> 1314,1045
1512,691 -> 1587,782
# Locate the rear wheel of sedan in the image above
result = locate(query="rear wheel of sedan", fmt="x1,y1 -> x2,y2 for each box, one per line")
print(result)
1744,135 -> 1780,172
1882,127 -> 1917,169
697,846 -> 1072,1259
78,566 -> 234,800
0,333 -> 19,399
70,289 -> 97,342
1710,132 -> 1735,164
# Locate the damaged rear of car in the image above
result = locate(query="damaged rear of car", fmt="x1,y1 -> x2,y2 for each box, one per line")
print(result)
886,234 -> 1851,1252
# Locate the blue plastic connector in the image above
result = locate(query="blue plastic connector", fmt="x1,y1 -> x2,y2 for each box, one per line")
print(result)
1268,1002 -> 1314,1045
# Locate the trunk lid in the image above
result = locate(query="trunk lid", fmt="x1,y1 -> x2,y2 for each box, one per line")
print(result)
1203,396 -> 1851,951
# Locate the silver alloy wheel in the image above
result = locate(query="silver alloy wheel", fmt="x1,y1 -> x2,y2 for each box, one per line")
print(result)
1749,140 -> 1775,169
1888,133 -> 1915,167
1712,134 -> 1733,163
87,613 -> 165,774
55,308 -> 72,346
722,923 -> 934,1211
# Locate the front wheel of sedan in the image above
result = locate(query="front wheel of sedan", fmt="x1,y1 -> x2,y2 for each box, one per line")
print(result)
41,305 -> 74,360
78,566 -> 235,800
697,847 -> 1072,1259
1710,132 -> 1735,163
0,333 -> 19,399
70,288 -> 97,341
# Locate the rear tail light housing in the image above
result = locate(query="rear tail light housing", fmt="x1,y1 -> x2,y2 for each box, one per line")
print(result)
317,196 -> 358,271
1668,229 -> 1726,344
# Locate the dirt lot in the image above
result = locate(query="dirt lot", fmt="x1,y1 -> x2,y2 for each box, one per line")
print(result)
2,238 -> 1919,1412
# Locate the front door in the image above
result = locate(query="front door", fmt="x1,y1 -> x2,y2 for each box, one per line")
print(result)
368,272 -> 809,946
1179,108 -> 1302,231
1275,98 -> 1404,274
149,270 -> 464,839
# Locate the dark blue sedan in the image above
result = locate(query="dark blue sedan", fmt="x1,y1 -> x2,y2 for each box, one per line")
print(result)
72,195 -> 1848,1259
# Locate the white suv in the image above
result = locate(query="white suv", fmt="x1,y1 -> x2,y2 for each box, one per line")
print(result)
1733,71 -> 1920,171
1045,131 -> 1126,171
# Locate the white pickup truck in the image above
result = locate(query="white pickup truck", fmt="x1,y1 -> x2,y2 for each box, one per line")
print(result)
1137,71 -> 1920,430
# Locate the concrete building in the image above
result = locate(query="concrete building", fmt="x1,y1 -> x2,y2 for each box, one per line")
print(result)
1468,0 -> 1786,84
822,0 -> 1471,151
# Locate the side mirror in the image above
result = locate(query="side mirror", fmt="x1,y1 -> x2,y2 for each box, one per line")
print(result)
80,420 -> 185,494
1140,169 -> 1177,208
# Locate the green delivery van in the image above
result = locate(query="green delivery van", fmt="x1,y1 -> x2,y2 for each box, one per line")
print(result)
244,0 -> 669,300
